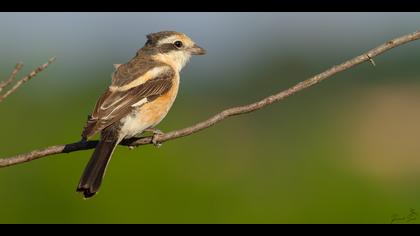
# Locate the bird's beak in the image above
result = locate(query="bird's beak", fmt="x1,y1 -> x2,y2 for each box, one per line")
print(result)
189,44 -> 206,55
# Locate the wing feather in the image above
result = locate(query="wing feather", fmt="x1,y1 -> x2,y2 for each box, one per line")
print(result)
82,67 -> 175,139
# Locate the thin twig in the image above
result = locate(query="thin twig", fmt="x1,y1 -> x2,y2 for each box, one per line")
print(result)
1,31 -> 419,168
0,57 -> 56,103
0,63 -> 24,92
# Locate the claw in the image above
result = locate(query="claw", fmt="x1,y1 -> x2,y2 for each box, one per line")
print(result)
151,136 -> 162,148
144,128 -> 164,148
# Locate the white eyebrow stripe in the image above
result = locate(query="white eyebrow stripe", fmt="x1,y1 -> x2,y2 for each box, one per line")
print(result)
156,35 -> 180,46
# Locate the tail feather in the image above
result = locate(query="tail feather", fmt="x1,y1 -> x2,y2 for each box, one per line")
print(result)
77,129 -> 121,198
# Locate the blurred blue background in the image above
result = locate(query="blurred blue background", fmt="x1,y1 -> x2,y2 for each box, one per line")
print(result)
1,13 -> 420,223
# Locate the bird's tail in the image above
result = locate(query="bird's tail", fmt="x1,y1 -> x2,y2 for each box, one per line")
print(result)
77,128 -> 121,198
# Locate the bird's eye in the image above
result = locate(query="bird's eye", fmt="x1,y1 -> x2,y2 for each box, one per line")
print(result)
174,41 -> 183,48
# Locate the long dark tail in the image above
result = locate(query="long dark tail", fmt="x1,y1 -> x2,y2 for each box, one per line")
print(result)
77,128 -> 121,198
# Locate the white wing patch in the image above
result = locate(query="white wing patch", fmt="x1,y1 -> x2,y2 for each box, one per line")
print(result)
131,97 -> 148,107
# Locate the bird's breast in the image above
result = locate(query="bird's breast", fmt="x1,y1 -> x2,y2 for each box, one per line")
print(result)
139,76 -> 180,126
120,75 -> 180,138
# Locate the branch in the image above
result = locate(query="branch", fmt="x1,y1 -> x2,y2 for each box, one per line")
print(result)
0,57 -> 56,103
0,63 -> 23,92
1,31 -> 420,168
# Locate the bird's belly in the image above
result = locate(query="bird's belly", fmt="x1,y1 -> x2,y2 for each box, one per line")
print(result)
120,82 -> 179,138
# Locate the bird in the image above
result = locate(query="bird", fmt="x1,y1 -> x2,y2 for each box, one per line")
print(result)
77,31 -> 206,198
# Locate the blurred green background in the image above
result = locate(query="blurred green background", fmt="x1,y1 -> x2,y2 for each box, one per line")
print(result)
1,13 -> 420,223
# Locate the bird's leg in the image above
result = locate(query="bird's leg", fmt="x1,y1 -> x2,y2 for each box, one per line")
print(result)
144,128 -> 164,148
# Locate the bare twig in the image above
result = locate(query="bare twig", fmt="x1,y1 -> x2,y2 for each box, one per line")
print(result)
0,57 -> 56,103
1,31 -> 419,168
0,63 -> 24,92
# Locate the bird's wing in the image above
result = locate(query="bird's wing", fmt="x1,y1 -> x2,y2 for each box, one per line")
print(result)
82,66 -> 175,139
111,56 -> 166,87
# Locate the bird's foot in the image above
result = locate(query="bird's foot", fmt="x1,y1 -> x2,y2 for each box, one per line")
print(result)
144,128 -> 164,148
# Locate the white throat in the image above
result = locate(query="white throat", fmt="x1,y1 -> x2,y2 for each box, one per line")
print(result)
169,51 -> 191,72
153,51 -> 191,72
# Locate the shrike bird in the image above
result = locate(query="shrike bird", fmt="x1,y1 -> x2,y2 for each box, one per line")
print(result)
77,31 -> 206,198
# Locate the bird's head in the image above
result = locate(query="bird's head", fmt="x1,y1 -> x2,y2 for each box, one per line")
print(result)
140,31 -> 206,71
